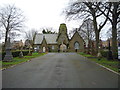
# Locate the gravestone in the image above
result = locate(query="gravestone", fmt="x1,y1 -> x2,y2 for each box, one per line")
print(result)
3,37 -> 13,61
19,51 -> 23,58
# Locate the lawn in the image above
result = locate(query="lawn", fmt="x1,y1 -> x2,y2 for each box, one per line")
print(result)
2,52 -> 46,69
79,52 -> 119,73
0,61 -> 2,69
79,52 -> 94,57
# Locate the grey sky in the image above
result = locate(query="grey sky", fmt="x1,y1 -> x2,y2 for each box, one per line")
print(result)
0,0 -> 83,42
0,0 -> 81,31
0,0 -> 112,42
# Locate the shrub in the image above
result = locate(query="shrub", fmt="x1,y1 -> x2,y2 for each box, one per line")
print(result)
12,51 -> 21,57
113,52 -> 118,59
100,51 -> 118,59
100,51 -> 108,58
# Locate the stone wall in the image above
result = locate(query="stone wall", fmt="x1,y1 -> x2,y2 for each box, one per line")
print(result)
34,44 -> 58,52
69,32 -> 84,52
47,44 -> 58,52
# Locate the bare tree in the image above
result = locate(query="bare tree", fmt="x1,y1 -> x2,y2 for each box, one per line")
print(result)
64,1 -> 109,54
25,29 -> 37,43
79,18 -> 95,54
9,32 -> 21,42
24,29 -> 37,54
97,2 -> 120,59
0,30 -> 3,40
79,18 -> 95,41
68,29 -> 76,39
106,28 -> 112,39
0,4 -> 25,48
42,27 -> 56,34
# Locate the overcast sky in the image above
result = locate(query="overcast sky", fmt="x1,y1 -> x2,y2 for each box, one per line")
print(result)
0,0 -> 81,32
0,0 -> 110,42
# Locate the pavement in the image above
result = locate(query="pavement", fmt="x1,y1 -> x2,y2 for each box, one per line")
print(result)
2,53 -> 119,88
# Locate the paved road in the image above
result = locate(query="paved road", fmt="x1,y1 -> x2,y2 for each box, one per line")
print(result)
3,53 -> 119,88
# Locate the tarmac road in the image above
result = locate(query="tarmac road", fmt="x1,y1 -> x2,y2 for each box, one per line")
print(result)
2,53 -> 119,88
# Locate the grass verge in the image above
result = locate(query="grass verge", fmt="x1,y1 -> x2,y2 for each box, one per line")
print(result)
79,52 -> 119,73
2,52 -> 46,69
0,61 -> 2,69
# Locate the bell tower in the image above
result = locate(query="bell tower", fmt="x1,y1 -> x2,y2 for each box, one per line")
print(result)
57,23 -> 69,46
59,23 -> 67,34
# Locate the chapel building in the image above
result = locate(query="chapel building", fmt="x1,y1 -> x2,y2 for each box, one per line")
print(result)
34,23 -> 85,52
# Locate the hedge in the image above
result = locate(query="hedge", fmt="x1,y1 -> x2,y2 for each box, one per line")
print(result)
100,51 -> 108,57
100,51 -> 118,59
1,50 -> 32,60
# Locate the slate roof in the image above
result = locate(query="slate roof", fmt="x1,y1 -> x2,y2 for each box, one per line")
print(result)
34,33 -> 58,44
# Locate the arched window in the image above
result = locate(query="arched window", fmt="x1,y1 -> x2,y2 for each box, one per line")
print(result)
74,41 -> 80,49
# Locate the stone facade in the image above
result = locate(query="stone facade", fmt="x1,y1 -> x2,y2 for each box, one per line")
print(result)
34,23 -> 85,52
69,31 -> 85,52
11,40 -> 24,50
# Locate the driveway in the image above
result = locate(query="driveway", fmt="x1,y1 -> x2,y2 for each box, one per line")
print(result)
2,53 -> 119,88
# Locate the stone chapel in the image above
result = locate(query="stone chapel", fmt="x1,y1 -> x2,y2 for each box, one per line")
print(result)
34,23 -> 85,52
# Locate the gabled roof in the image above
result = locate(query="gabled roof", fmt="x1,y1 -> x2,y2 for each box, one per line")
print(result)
41,36 -> 47,45
34,33 -> 58,44
70,31 -> 85,42
56,33 -> 69,42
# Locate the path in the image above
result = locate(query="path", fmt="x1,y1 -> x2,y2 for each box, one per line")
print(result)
2,53 -> 118,88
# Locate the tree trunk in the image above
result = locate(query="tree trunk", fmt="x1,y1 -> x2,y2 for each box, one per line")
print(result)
32,32 -> 37,52
111,2 -> 118,59
4,29 -> 9,49
112,21 -> 117,59
95,31 -> 100,54
87,38 -> 90,54
93,17 -> 99,55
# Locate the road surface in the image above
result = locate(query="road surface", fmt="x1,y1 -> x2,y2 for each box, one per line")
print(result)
3,53 -> 119,88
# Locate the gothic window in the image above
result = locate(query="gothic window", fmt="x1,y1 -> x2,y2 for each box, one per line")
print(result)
74,41 -> 80,49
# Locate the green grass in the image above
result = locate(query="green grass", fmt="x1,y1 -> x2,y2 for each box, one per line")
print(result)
2,52 -> 46,69
79,52 -> 119,73
79,52 -> 95,57
0,61 -> 2,68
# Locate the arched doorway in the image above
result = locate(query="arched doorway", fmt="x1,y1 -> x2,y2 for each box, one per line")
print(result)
60,43 -> 67,52
43,47 -> 46,52
74,41 -> 80,52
